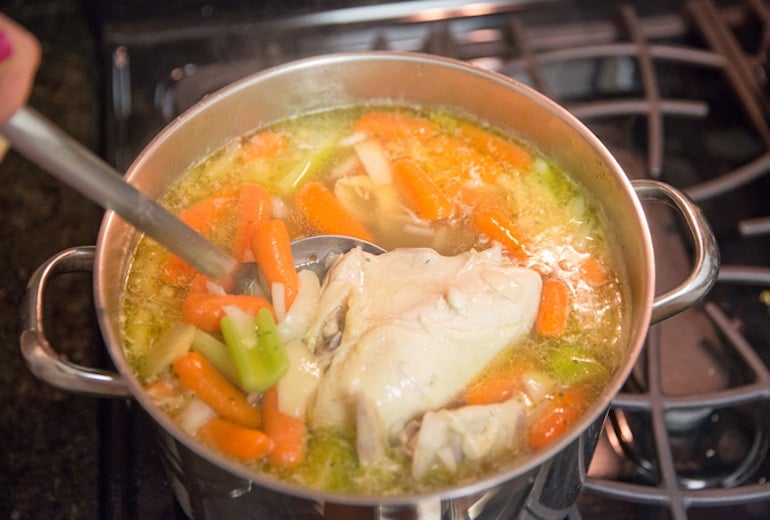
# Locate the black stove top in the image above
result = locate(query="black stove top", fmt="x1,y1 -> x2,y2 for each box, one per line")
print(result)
43,0 -> 770,518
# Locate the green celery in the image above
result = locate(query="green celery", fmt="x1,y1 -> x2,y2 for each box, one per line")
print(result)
547,347 -> 609,385
254,307 -> 290,385
275,138 -> 341,194
221,306 -> 289,393
190,328 -> 240,385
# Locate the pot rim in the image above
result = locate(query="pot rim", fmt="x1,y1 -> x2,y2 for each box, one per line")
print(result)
94,50 -> 654,505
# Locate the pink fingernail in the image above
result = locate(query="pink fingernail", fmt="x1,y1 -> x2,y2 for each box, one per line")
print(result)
0,32 -> 13,61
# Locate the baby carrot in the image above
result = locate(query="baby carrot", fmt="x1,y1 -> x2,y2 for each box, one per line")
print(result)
145,379 -> 179,401
197,417 -> 273,461
161,254 -> 197,285
190,329 -> 241,385
422,134 -> 503,188
240,131 -> 286,160
528,386 -> 589,451
188,273 -> 214,295
580,255 -> 610,286
353,111 -> 438,141
472,208 -> 528,261
232,183 -> 272,260
535,278 -> 570,337
178,188 -> 239,235
457,123 -> 533,171
182,293 -> 274,333
262,385 -> 307,469
162,188 -> 239,283
250,219 -> 298,310
172,351 -> 261,429
391,158 -> 456,221
464,360 -> 532,406
294,181 -> 374,242
456,186 -> 507,216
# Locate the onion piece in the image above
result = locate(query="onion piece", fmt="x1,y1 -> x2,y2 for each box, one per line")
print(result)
178,397 -> 217,436
339,131 -> 367,147
205,280 -> 227,295
277,339 -> 322,418
354,139 -> 392,185
521,370 -> 556,404
330,153 -> 362,180
272,281 -> 287,323
277,269 -> 321,343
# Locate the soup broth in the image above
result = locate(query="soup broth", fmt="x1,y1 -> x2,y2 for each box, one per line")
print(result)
121,105 -> 627,494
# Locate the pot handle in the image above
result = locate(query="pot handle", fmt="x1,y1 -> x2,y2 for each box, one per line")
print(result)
633,179 -> 720,323
19,246 -> 131,397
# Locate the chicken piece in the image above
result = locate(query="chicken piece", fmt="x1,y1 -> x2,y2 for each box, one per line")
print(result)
334,174 -> 425,249
307,246 -> 542,444
356,393 -> 389,467
409,397 -> 527,480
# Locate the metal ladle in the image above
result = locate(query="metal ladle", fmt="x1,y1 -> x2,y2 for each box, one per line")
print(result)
1,107 -> 384,287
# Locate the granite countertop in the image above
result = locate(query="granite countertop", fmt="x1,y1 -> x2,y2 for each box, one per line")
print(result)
1,1 -> 103,518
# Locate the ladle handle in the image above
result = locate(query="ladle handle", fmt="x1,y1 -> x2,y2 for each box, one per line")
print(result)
1,106 -> 237,279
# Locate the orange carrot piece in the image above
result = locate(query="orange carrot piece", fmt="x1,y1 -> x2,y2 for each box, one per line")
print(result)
172,352 -> 261,429
535,279 -> 571,337
262,386 -> 307,469
182,293 -> 274,333
145,379 -> 179,401
422,134 -> 504,188
232,183 -> 272,260
391,158 -> 456,221
161,254 -> 197,285
353,111 -> 438,141
456,186 -> 507,216
457,123 -> 533,171
161,189 -> 239,283
250,219 -> 299,310
472,208 -> 528,261
580,255 -> 610,286
187,273 -> 236,296
241,131 -> 286,160
294,181 -> 374,242
178,188 -> 238,235
197,417 -> 273,461
188,273 -> 213,295
528,386 -> 589,451
464,361 -> 532,406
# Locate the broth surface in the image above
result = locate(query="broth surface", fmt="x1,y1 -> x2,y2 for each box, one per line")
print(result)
121,105 -> 627,494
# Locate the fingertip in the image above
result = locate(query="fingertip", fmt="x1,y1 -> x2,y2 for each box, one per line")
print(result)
0,31 -> 12,62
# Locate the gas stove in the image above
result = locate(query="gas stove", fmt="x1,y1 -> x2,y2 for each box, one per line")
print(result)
92,1 -> 770,518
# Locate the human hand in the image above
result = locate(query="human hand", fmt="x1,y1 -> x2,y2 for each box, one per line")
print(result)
0,12 -> 41,159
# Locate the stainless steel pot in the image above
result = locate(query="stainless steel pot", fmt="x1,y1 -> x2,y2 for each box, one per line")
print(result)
19,52 -> 719,519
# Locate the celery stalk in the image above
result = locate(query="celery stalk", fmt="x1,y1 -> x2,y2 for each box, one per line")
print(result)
275,137 -> 341,194
190,329 -> 240,385
221,306 -> 289,393
547,347 -> 609,385
255,307 -> 290,385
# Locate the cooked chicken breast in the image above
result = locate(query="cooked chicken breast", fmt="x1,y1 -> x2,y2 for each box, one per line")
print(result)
409,396 -> 527,479
307,246 -> 542,441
